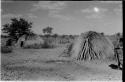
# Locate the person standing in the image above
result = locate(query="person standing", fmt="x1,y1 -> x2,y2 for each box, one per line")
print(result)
114,39 -> 122,69
114,47 -> 121,69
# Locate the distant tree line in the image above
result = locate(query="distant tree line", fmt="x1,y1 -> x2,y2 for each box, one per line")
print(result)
2,17 -> 122,46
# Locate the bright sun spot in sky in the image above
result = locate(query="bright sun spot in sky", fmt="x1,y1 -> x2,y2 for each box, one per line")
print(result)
94,7 -> 99,13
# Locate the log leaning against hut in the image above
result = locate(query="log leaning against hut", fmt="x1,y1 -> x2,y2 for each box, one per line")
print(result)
65,31 -> 115,61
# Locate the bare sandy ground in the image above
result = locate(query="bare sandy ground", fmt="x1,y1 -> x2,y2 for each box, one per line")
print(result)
1,47 -> 122,81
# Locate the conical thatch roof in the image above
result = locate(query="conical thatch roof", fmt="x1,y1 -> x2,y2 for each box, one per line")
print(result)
64,31 -> 115,61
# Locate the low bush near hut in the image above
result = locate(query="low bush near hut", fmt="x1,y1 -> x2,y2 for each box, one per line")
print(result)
42,41 -> 56,49
1,46 -> 13,53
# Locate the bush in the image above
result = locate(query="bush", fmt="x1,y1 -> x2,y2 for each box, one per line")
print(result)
1,46 -> 13,53
42,41 -> 55,48
62,43 -> 73,57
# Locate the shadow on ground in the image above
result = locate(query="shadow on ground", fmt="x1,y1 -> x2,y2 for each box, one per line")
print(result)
109,64 -> 122,70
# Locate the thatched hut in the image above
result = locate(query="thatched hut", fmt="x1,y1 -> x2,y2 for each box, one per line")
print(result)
63,31 -> 115,61
16,35 -> 44,48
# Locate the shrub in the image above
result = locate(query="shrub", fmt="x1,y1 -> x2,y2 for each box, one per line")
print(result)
1,46 -> 13,53
62,43 -> 73,57
42,41 -> 55,48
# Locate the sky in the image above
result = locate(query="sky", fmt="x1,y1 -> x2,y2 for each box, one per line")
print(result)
1,1 -> 123,35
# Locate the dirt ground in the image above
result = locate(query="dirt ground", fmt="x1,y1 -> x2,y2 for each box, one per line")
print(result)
1,47 -> 122,81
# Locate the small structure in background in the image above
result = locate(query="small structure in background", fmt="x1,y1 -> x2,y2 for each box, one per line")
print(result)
16,34 -> 44,48
20,35 -> 26,48
16,35 -> 26,48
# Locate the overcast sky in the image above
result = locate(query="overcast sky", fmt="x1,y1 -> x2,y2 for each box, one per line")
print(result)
1,1 -> 123,35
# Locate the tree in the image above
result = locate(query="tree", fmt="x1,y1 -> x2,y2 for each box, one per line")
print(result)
116,33 -> 121,38
53,33 -> 58,38
69,35 -> 74,39
2,17 -> 33,42
42,26 -> 53,36
101,32 -> 104,35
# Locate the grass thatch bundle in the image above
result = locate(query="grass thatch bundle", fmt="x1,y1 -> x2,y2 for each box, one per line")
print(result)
64,31 -> 115,61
